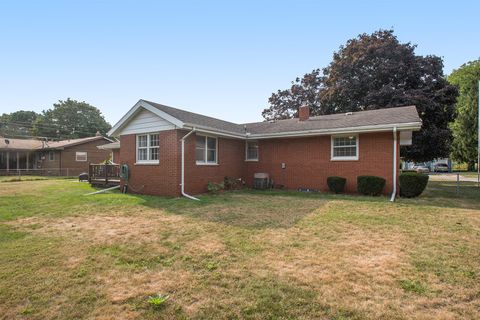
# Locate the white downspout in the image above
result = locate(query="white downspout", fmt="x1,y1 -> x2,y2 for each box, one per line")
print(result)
181,128 -> 200,201
390,126 -> 398,202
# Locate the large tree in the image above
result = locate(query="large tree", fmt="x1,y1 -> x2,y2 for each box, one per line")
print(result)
0,110 -> 39,137
262,30 -> 458,162
34,98 -> 111,139
448,60 -> 480,171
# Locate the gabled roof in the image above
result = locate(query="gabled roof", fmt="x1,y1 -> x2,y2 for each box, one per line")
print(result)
108,99 -> 422,139
144,100 -> 245,134
0,136 -> 112,151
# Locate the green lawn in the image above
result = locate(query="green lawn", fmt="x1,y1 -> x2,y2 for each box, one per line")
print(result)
0,179 -> 479,319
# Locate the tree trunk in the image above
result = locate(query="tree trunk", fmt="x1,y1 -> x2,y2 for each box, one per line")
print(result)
467,161 -> 476,172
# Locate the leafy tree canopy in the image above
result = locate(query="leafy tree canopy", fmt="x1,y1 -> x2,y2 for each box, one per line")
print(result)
0,110 -> 39,137
34,98 -> 111,139
262,30 -> 459,162
448,60 -> 480,170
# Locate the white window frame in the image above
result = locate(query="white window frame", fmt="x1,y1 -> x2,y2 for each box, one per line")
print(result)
136,133 -> 160,165
331,134 -> 359,161
196,134 -> 218,165
245,140 -> 259,161
75,151 -> 88,162
48,151 -> 54,161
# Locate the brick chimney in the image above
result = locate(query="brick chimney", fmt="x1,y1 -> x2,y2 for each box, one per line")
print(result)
298,105 -> 310,121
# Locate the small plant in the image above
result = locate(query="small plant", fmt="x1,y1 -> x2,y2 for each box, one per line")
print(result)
357,175 -> 386,196
399,172 -> 429,198
327,176 -> 347,193
207,181 -> 224,194
148,294 -> 169,308
206,261 -> 218,271
398,279 -> 427,294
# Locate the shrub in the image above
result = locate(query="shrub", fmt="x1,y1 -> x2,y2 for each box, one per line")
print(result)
357,176 -> 386,196
327,176 -> 347,193
224,176 -> 241,190
399,172 -> 429,198
207,182 -> 224,194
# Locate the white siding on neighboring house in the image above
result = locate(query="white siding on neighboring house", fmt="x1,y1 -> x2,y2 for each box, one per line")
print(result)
118,108 -> 175,135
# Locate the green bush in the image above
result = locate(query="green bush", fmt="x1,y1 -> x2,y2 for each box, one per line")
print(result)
327,176 -> 346,193
357,176 -> 386,196
207,182 -> 224,194
399,172 -> 429,198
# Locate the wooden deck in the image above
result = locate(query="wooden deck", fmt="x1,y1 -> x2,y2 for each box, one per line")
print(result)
88,164 -> 121,187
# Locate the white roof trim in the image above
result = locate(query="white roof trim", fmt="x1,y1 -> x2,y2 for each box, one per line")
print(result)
107,100 -> 184,137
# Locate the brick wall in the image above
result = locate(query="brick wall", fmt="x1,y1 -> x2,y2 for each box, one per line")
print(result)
183,131 -> 245,195
118,130 -> 399,197
119,131 -> 181,197
244,132 -> 399,194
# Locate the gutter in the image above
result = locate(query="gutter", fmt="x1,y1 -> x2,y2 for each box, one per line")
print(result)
390,126 -> 398,202
180,128 -> 200,201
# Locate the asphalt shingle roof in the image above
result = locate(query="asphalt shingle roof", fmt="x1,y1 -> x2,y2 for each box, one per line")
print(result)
144,99 -> 421,136
0,136 -> 109,151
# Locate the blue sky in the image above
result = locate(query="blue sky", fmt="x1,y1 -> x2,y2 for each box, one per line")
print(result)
0,0 -> 478,126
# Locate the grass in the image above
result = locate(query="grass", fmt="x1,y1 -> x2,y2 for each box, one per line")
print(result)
0,179 -> 479,319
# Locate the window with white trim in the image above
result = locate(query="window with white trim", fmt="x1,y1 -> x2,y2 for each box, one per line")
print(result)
48,151 -> 54,161
196,135 -> 217,164
136,133 -> 159,163
331,135 -> 358,160
76,151 -> 88,162
245,141 -> 259,161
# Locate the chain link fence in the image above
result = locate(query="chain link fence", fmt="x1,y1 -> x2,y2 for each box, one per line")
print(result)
427,172 -> 480,195
0,168 -> 76,177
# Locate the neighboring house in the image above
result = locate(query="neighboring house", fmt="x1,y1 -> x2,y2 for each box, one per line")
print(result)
0,135 -> 113,176
108,99 -> 422,198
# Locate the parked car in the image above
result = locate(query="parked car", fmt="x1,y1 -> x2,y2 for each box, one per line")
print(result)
434,163 -> 449,173
413,164 -> 430,174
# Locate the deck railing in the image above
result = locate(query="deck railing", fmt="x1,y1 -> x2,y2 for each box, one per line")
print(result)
88,163 -> 120,185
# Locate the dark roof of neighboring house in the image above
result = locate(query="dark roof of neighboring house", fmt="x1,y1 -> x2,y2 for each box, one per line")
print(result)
0,136 -> 111,151
143,99 -> 421,136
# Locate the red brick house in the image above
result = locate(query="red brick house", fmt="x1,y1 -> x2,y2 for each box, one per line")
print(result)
0,135 -> 112,176
108,100 -> 422,199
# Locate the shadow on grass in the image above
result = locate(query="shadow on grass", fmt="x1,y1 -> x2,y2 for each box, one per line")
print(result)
131,189 -> 397,230
399,181 -> 480,210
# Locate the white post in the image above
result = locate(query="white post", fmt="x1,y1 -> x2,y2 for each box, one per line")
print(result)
180,129 -> 199,201
477,80 -> 479,187
6,151 -> 9,172
26,152 -> 29,171
390,127 -> 398,202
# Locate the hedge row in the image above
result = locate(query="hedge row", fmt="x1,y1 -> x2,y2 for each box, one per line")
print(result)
326,173 -> 428,198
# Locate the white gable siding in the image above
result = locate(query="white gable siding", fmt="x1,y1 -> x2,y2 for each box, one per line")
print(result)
119,108 -> 175,135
